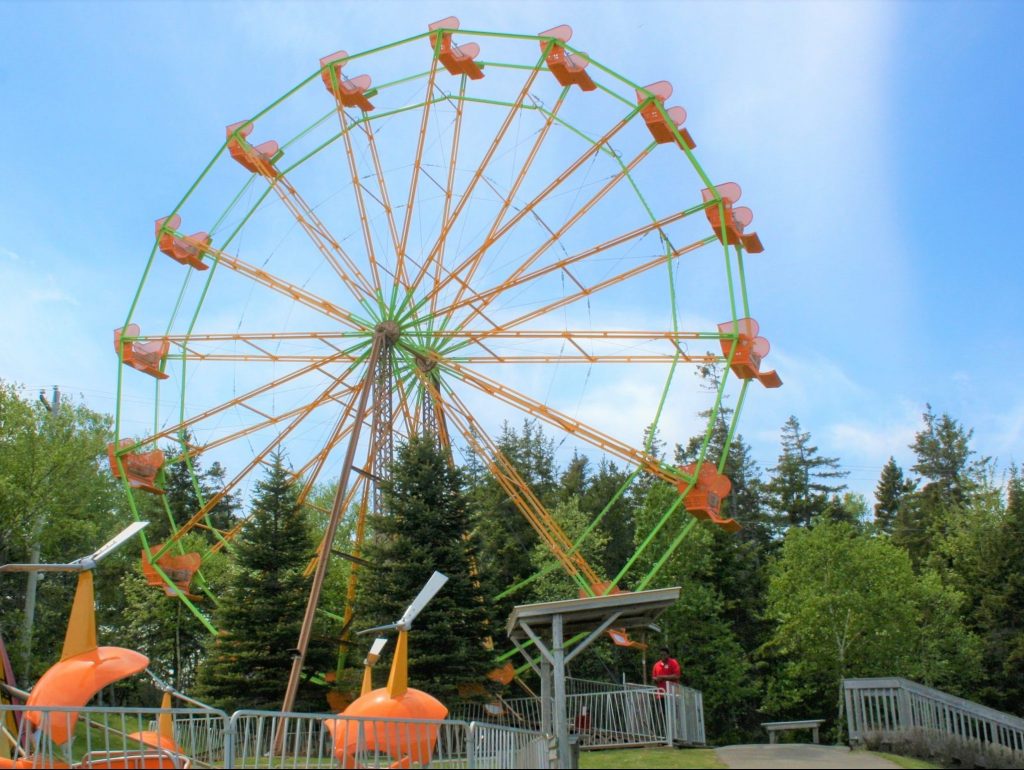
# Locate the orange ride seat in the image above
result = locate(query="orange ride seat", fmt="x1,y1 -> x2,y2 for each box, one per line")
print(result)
701,182 -> 764,253
636,81 -> 695,149
428,17 -> 485,79
677,463 -> 741,533
225,121 -> 281,177
114,324 -> 169,380
607,628 -> 647,649
319,51 -> 376,111
141,547 -> 202,598
538,25 -> 596,91
717,317 -> 782,388
155,215 -> 210,271
107,439 -> 165,495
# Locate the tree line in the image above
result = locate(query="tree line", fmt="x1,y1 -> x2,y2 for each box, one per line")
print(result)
0,379 -> 1020,743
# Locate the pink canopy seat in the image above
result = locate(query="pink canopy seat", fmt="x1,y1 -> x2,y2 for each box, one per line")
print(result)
428,17 -> 485,79
320,51 -> 376,111
538,25 -> 596,91
155,215 -> 209,271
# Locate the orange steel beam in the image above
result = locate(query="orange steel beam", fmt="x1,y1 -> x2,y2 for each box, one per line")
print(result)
409,81 -> 568,307
434,381 -> 602,591
361,117 -> 403,276
439,357 -> 688,488
282,334 -> 382,717
407,52 -> 549,301
429,76 -> 466,316
262,168 -> 376,303
427,208 -> 693,320
182,237 -> 370,331
423,108 -> 639,308
171,380 -> 361,463
466,236 -> 717,336
135,353 -> 353,447
337,105 -> 382,295
396,57 -> 441,290
163,374 -> 370,552
453,143 -> 655,332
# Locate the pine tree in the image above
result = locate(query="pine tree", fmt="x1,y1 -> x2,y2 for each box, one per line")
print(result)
873,457 -> 916,534
360,435 -> 494,703
766,416 -> 848,530
194,454 -> 330,712
471,420 -> 557,621
973,467 -> 1024,711
160,433 -> 239,540
893,407 -> 987,565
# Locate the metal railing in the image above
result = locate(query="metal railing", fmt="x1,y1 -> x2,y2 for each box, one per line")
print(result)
1,703 -> 551,769
0,703 -> 227,768
451,677 -> 706,749
845,677 -> 1024,762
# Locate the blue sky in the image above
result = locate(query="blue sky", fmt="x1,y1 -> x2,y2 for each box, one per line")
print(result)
1,0 -> 1022,504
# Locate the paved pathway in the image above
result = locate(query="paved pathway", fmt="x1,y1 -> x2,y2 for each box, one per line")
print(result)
715,744 -> 901,769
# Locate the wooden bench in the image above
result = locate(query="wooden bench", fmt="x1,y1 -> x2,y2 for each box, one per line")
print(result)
761,719 -> 825,744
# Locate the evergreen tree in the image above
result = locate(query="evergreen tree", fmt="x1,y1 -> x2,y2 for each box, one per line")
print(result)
582,459 -> 635,579
471,420 -> 557,622
765,416 -> 848,530
979,468 -> 1024,712
361,435 -> 494,703
195,454 -> 329,712
873,457 -> 916,534
159,434 -> 239,540
909,405 -> 985,504
894,407 -> 986,566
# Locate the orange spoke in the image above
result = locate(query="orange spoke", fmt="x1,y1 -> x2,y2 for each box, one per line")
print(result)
438,356 -> 682,487
135,353 -> 354,447
452,142 -> 655,332
396,57 -> 441,289
422,108 -> 641,311
337,107 -> 382,295
407,52 -> 549,300
430,208 -> 693,320
442,89 -> 571,315
361,119 -> 403,275
465,236 -> 716,337
165,373 -> 369,549
193,239 -> 369,331
264,169 -> 376,302
426,375 -> 601,589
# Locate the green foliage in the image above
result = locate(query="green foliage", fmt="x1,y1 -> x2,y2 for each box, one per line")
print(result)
874,457 -> 916,534
763,521 -> 981,736
765,416 -> 848,530
0,382 -> 128,681
360,436 -> 494,703
471,420 -> 556,620
195,454 -> 330,712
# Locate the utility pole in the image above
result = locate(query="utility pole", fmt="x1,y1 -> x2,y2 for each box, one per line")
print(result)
20,386 -> 60,680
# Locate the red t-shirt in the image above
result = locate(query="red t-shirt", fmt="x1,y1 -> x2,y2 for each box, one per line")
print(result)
652,657 -> 681,691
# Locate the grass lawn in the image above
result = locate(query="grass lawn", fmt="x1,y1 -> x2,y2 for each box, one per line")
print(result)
580,747 -> 726,769
859,750 -> 941,769
579,746 -> 937,769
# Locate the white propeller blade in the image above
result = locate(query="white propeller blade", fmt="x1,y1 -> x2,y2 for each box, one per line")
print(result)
365,637 -> 389,666
398,571 -> 448,630
0,522 -> 148,573
83,521 -> 149,565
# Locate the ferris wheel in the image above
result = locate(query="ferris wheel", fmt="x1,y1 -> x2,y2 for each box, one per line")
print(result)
110,17 -> 780,665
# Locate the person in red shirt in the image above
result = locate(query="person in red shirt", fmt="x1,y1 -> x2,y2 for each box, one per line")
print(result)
651,646 -> 681,692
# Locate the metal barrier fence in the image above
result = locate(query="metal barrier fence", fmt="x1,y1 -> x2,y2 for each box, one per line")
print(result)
1,703 -> 551,769
452,678 -> 706,749
845,677 -> 1024,762
0,703 -> 227,768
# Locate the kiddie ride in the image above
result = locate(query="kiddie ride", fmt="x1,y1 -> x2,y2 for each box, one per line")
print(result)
0,524 -> 196,769
324,572 -> 450,768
